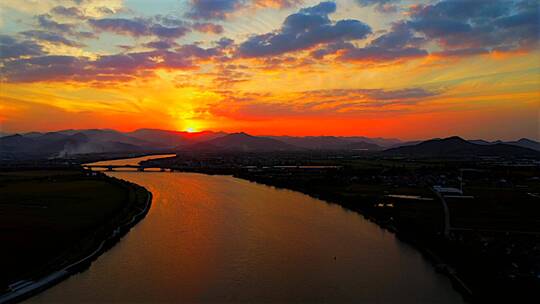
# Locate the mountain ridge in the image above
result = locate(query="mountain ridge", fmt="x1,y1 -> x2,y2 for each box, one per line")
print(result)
383,136 -> 539,158
1,128 -> 538,160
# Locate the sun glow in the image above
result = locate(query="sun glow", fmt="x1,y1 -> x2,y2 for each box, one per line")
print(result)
185,127 -> 196,133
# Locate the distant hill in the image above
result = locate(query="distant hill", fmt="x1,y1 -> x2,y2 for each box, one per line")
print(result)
0,130 -> 152,160
504,138 -> 540,151
341,136 -> 401,148
468,139 -> 492,145
468,138 -> 540,151
190,132 -> 298,152
267,136 -> 383,151
128,129 -> 226,148
388,140 -> 422,148
383,136 -> 540,158
2,128 -> 538,160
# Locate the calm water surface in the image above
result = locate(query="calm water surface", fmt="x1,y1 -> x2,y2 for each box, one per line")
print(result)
29,155 -> 464,303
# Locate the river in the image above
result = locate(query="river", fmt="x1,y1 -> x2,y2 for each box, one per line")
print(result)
28,155 -> 464,303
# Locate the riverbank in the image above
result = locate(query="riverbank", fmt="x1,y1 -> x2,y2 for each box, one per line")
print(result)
0,170 -> 152,304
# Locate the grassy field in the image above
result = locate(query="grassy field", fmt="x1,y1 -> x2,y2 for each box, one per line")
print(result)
0,170 -> 137,291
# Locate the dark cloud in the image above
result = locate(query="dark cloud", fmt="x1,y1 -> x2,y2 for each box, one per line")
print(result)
88,18 -> 151,36
21,30 -> 85,47
151,24 -> 191,38
338,0 -> 539,62
238,1 -> 371,57
0,35 -> 45,59
88,15 -> 226,39
315,22 -> 428,62
0,43 -> 229,83
144,40 -> 179,50
0,55 -> 90,82
369,22 -> 426,49
355,0 -> 399,5
88,17 -> 190,38
37,14 -> 75,33
310,41 -> 354,59
75,31 -> 98,39
0,52 -> 182,83
355,0 -> 400,13
216,37 -> 235,48
186,0 -> 299,20
175,44 -> 224,60
186,0 -> 242,20
50,6 -> 84,18
298,1 -> 336,15
406,0 -> 539,52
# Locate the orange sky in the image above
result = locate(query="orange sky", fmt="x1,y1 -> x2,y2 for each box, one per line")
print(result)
0,0 -> 539,140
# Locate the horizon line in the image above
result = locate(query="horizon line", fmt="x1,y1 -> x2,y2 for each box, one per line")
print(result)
1,127 -> 538,143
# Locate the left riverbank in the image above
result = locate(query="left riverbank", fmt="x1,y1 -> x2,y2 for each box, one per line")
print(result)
0,169 -> 152,304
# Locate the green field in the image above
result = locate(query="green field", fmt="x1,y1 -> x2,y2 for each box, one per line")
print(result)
0,170 -> 142,291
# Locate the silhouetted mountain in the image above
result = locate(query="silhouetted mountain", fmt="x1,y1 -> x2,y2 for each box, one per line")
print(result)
346,141 -> 382,151
383,136 -> 540,158
267,136 -> 382,151
23,132 -> 44,138
505,138 -> 540,151
468,138 -> 539,151
0,134 -> 35,153
3,128 -> 537,160
54,132 -> 144,156
191,132 -> 298,152
388,140 -> 423,148
469,139 -> 492,145
0,130 -> 150,159
128,129 -> 226,148
73,129 -> 151,146
341,136 -> 401,148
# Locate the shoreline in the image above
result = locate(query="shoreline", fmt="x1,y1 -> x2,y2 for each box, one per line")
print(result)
0,174 -> 153,304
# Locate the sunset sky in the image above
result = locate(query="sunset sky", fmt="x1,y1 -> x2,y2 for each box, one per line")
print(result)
0,0 -> 538,140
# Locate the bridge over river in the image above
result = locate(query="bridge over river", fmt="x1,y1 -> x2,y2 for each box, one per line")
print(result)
83,164 -> 174,172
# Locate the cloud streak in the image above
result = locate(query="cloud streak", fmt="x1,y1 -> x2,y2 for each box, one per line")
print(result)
206,87 -> 440,120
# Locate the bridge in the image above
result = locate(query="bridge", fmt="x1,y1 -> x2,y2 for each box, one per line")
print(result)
83,164 -> 174,172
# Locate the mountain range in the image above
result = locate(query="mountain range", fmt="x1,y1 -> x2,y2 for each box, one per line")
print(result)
384,136 -> 539,158
0,129 -> 539,160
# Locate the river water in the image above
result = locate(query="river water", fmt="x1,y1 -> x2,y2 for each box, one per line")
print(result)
29,155 -> 464,303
